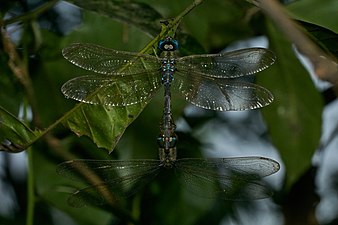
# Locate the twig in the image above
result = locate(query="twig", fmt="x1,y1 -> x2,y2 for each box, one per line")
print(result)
1,0 -> 58,26
253,0 -> 338,89
1,27 -> 42,127
46,134 -> 138,223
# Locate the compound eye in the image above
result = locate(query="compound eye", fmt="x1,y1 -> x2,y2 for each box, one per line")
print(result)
157,136 -> 165,148
164,44 -> 174,50
168,136 -> 177,148
158,38 -> 179,51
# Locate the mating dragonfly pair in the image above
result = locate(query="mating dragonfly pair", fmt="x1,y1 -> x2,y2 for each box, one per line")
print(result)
57,37 -> 279,207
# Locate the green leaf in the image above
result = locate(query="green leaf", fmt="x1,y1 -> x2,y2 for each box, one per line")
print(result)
180,0 -> 254,49
258,20 -> 323,188
298,21 -> 338,58
0,106 -> 42,152
65,0 -> 163,37
287,0 -> 338,33
63,102 -> 147,152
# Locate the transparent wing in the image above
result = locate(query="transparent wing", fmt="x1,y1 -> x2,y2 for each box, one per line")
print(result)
61,72 -> 162,106
175,157 -> 280,200
57,159 -> 162,182
57,159 -> 162,207
173,72 -> 274,111
176,48 -> 276,78
62,43 -> 160,75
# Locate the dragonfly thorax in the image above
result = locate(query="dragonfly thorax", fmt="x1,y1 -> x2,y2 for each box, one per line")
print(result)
157,133 -> 177,149
158,147 -> 177,168
161,58 -> 175,83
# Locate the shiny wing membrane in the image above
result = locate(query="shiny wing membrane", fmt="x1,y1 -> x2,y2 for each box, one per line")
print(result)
62,43 -> 162,106
57,159 -> 162,207
176,48 -> 276,78
62,43 -> 160,75
175,157 -> 280,200
61,72 -> 162,106
173,48 -> 275,111
173,72 -> 274,111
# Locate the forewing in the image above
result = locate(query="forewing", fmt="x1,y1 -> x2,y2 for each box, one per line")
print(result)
62,43 -> 160,75
57,159 -> 161,207
61,72 -> 162,106
176,48 -> 276,78
173,72 -> 274,111
175,157 -> 280,200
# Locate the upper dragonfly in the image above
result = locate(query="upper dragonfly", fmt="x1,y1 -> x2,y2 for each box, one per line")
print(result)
61,37 -> 275,111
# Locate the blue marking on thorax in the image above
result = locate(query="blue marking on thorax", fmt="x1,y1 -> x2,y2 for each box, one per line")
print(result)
158,37 -> 178,84
161,58 -> 175,84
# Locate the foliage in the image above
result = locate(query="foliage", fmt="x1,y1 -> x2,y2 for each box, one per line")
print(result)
0,0 -> 337,225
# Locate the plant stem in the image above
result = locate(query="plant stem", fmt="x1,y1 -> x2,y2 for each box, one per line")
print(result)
140,0 -> 204,54
173,0 -> 204,25
26,148 -> 35,225
2,0 -> 58,26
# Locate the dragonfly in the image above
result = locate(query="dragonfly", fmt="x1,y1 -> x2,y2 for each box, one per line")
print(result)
61,37 -> 276,111
57,58 -> 280,207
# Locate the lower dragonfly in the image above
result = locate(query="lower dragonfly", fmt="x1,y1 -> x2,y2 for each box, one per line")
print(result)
57,62 -> 280,207
61,37 -> 275,111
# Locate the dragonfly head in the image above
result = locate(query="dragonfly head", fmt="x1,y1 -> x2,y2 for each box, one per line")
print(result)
158,37 -> 179,51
